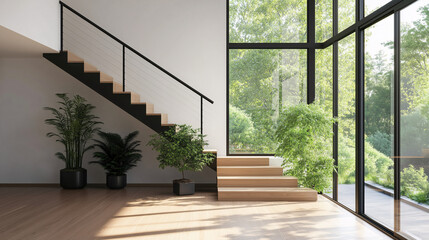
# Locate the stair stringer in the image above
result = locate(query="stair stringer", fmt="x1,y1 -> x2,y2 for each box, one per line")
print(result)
43,51 -> 174,134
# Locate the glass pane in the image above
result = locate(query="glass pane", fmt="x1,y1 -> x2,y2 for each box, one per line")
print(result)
338,33 -> 356,210
316,0 -> 333,42
365,0 -> 391,16
339,0 -> 355,33
400,1 -> 429,238
364,15 -> 394,228
316,46 -> 334,197
229,49 -> 307,154
229,0 -> 307,43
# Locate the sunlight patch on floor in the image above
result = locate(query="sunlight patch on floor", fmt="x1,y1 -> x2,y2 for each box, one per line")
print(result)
95,194 -> 390,240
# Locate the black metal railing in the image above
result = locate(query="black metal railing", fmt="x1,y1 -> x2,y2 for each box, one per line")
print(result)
59,1 -> 214,134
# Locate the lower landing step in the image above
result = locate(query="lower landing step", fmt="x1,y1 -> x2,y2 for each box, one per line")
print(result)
218,187 -> 318,201
217,176 -> 298,187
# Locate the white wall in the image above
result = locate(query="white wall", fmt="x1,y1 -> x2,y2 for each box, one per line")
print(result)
0,0 -> 225,184
0,58 -> 217,183
0,0 -> 59,51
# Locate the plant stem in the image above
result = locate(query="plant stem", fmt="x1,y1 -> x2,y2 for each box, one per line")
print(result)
182,171 -> 185,180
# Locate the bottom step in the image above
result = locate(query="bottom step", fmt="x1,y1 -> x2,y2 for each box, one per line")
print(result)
218,187 -> 318,201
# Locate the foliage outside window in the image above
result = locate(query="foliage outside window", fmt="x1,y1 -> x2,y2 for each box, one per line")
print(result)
229,0 -> 307,43
229,49 -> 307,154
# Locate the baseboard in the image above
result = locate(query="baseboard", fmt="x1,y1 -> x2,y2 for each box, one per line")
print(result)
0,183 -> 217,192
0,183 -> 61,187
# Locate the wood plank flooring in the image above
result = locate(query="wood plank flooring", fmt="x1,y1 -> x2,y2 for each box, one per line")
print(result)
0,187 -> 391,240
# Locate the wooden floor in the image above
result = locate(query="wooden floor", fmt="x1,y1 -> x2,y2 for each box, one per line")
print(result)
0,187 -> 391,240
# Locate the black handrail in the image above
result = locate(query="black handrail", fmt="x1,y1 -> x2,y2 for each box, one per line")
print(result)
59,1 -> 214,104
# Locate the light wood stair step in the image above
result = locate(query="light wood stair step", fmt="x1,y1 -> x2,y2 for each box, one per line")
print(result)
84,62 -> 98,73
217,166 -> 283,176
217,156 -> 269,166
203,149 -> 218,154
217,176 -> 298,187
218,187 -> 317,201
66,51 -> 84,63
161,113 -> 168,124
112,82 -> 123,93
99,72 -> 114,82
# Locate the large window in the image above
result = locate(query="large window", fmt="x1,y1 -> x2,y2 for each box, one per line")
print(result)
338,33 -> 356,210
400,1 -> 429,238
228,0 -> 429,238
315,46 -> 333,196
228,0 -> 309,155
364,15 -> 394,228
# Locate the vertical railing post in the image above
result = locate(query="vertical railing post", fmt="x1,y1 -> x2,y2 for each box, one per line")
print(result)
60,4 -> 63,52
201,96 -> 203,135
123,45 -> 125,92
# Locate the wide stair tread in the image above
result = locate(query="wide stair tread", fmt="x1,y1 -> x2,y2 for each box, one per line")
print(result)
217,176 -> 298,187
217,156 -> 269,166
218,176 -> 296,179
218,187 -> 317,201
218,187 -> 314,192
217,166 -> 283,176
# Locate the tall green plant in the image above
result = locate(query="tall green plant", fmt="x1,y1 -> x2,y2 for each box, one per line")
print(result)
147,125 -> 214,179
44,93 -> 102,169
275,103 -> 336,192
91,131 -> 142,175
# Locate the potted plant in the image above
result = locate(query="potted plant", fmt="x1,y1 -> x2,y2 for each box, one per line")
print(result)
45,93 -> 102,189
147,124 -> 214,195
275,103 -> 336,193
90,131 -> 143,189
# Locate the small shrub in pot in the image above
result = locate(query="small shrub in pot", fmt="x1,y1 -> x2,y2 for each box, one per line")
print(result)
91,131 -> 142,189
147,125 -> 214,195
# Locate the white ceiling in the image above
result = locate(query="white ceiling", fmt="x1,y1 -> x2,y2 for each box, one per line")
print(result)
0,25 -> 56,58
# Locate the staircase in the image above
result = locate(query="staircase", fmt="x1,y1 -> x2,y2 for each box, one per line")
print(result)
43,51 -> 175,134
44,1 -> 213,135
217,156 -> 318,201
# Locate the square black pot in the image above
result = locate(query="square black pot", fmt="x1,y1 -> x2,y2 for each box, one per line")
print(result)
173,179 -> 195,195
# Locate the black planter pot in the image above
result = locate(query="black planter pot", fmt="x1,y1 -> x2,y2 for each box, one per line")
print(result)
106,174 -> 127,189
173,179 -> 195,195
60,168 -> 87,189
